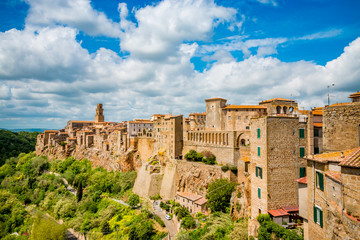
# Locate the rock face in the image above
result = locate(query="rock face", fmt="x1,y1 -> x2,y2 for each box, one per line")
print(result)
133,159 -> 233,200
35,120 -> 147,171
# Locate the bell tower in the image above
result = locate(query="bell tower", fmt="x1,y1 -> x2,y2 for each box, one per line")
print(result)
95,104 -> 104,123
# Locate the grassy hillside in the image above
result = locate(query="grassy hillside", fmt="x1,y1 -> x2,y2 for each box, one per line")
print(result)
0,130 -> 40,166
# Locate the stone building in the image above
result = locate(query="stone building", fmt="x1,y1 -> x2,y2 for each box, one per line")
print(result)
304,148 -> 360,240
323,93 -> 360,152
127,119 -> 153,138
312,107 -> 323,154
250,114 -> 309,219
95,103 -> 104,123
176,192 -> 208,214
183,98 -> 266,166
189,112 -> 206,131
153,114 -> 183,159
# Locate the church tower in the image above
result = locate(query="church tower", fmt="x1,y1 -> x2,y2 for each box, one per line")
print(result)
95,104 -> 104,123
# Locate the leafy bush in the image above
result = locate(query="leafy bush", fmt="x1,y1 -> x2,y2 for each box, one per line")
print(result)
181,216 -> 196,229
174,206 -> 190,220
154,215 -> 165,227
150,194 -> 162,200
160,202 -> 170,212
201,151 -> 217,165
128,194 -> 140,208
184,150 -> 203,162
221,165 -> 229,172
206,178 -> 235,213
256,214 -> 303,240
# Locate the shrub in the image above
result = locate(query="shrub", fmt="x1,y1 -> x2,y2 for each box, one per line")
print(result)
154,215 -> 165,227
221,165 -> 229,172
206,178 -> 235,213
128,194 -> 140,208
174,206 -> 190,220
184,150 -> 203,162
101,221 -> 111,235
181,216 -> 196,229
150,194 -> 162,200
201,151 -> 217,165
160,202 -> 170,212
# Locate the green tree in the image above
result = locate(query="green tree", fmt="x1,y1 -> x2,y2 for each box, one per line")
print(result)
101,221 -> 111,235
206,178 -> 235,213
76,181 -> 83,202
174,206 -> 190,220
30,213 -> 66,240
181,216 -> 196,229
128,193 -> 140,208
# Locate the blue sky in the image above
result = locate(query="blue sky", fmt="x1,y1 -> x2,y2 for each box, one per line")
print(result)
0,0 -> 359,129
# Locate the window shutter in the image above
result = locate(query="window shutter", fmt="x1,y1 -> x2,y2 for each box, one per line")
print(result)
300,147 -> 305,158
319,172 -> 324,191
260,168 -> 263,179
257,128 -> 260,138
258,188 -> 261,199
314,206 -> 317,223
256,167 -> 258,177
258,147 -> 261,157
300,167 -> 306,178
320,209 -> 323,228
299,129 -> 305,138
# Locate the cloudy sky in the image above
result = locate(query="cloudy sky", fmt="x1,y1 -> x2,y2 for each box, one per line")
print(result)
0,0 -> 359,129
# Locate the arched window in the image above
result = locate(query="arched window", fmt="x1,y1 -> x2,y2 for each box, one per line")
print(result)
241,139 -> 246,146
276,106 -> 281,114
283,106 -> 288,114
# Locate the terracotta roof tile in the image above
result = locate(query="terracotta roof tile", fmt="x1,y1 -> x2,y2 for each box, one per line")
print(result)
259,98 -> 295,104
268,209 -> 289,217
314,122 -> 323,128
282,205 -> 299,212
177,192 -> 203,202
223,105 -> 266,109
296,176 -> 307,184
349,92 -> 360,98
306,148 -> 358,163
205,97 -> 227,101
329,102 -> 352,107
194,197 -> 208,205
325,171 -> 342,183
339,147 -> 360,168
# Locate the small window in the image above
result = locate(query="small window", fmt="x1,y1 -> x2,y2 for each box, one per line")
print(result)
314,129 -> 319,137
246,126 -> 250,130
299,129 -> 305,138
299,167 -> 306,178
256,167 -> 263,179
316,171 -> 324,191
238,116 -> 241,120
257,147 -> 261,157
314,206 -> 323,227
257,128 -> 261,138
258,188 -> 261,199
300,147 -> 305,158
314,147 -> 320,154
228,116 -> 231,120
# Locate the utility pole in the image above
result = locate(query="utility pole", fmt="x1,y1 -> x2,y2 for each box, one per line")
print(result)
327,83 -> 335,105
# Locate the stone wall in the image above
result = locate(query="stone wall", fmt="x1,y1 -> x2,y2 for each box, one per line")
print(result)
323,103 -> 360,151
137,137 -> 155,161
183,130 -> 243,166
341,166 -> 360,217
307,161 -> 326,240
133,160 -> 231,200
133,165 -> 164,198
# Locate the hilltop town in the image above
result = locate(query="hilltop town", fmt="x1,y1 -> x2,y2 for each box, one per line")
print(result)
35,92 -> 360,239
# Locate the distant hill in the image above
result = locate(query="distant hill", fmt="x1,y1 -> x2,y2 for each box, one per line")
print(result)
0,130 -> 40,166
0,128 -> 48,132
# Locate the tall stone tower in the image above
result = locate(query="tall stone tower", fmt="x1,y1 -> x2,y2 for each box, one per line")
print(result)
205,98 -> 227,130
95,104 -> 104,123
